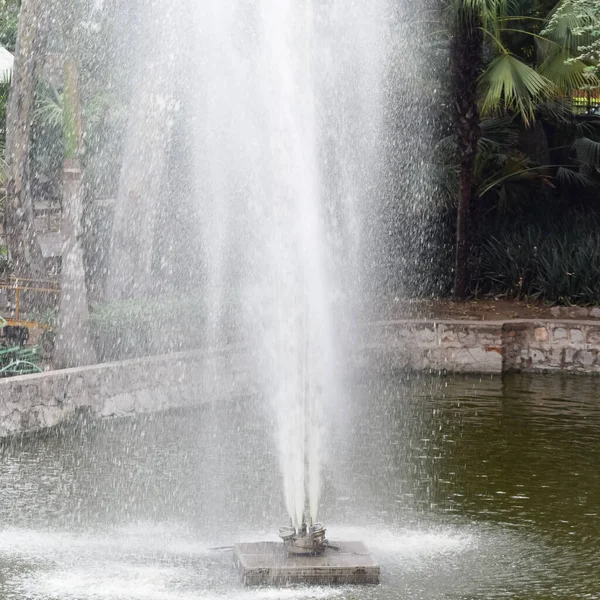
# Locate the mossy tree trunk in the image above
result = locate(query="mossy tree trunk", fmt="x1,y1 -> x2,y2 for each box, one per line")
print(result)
5,0 -> 49,279
53,60 -> 97,368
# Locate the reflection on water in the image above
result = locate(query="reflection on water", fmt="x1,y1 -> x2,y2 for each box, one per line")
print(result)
0,374 -> 599,599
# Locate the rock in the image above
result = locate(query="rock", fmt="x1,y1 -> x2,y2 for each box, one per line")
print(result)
553,327 -> 568,341
570,329 -> 585,344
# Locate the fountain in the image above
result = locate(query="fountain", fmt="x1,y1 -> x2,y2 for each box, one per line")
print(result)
1,0 -> 431,593
279,521 -> 327,556
233,518 -> 379,586
177,0 -> 394,584
3,0 -> 600,598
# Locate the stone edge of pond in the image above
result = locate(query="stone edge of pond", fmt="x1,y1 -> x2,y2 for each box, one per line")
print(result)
1,319 -> 599,437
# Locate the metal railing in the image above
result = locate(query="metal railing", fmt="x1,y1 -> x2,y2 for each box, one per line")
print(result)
0,275 -> 60,326
572,90 -> 600,115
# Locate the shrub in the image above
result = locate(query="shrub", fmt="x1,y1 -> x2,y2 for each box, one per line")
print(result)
473,215 -> 600,305
89,294 -> 212,361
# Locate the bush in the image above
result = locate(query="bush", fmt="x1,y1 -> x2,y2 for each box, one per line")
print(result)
473,215 -> 600,305
89,294 -> 212,361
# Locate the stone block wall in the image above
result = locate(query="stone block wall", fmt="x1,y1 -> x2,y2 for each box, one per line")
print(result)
503,321 -> 600,373
365,320 -> 504,373
3,318 -> 600,438
0,346 -> 257,437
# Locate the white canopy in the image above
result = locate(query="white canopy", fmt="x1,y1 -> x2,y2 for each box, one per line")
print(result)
0,45 -> 13,82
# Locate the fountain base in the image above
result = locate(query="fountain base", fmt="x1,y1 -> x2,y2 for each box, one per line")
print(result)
233,541 -> 380,586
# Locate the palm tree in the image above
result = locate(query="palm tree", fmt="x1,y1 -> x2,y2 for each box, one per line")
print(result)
448,0 -> 596,299
449,0 -> 484,299
53,59 -> 97,368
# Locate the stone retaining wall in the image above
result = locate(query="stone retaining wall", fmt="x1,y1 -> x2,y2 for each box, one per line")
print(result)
365,320 -> 504,373
504,321 -> 600,373
2,319 -> 600,437
0,346 -> 257,437
366,319 -> 600,374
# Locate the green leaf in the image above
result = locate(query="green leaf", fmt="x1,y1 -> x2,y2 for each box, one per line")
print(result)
573,136 -> 600,167
480,53 -> 557,125
556,166 -> 598,187
538,52 -> 591,92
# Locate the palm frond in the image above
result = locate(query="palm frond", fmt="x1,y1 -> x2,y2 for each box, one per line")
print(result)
434,134 -> 458,159
573,136 -> 600,167
480,53 -> 557,125
479,158 -> 551,195
33,85 -> 64,129
538,51 -> 591,92
538,97 -> 576,126
453,0 -> 511,28
479,115 -> 520,149
431,161 -> 460,207
556,165 -> 598,187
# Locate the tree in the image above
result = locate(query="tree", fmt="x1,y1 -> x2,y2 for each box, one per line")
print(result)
449,1 -> 484,299
0,0 -> 20,54
545,0 -> 600,64
5,0 -> 49,279
448,0 -> 596,299
53,59 -> 97,368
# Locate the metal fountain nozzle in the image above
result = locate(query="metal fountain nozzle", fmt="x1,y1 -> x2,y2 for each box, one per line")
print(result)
279,520 -> 327,556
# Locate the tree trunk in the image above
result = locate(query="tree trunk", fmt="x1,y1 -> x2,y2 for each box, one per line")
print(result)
5,0 -> 49,279
54,60 -> 96,368
450,9 -> 483,300
54,158 -> 97,368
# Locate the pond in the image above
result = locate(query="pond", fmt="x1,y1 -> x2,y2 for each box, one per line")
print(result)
0,373 -> 598,599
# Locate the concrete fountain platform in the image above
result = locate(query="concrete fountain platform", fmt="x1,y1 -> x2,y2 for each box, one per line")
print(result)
233,541 -> 380,586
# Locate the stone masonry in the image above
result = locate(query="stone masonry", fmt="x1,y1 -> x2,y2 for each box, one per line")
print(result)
0,346 -> 258,438
366,319 -> 600,374
1,319 -> 600,437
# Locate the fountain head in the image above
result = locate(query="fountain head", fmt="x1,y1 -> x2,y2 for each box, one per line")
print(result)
279,522 -> 327,556
234,519 -> 378,586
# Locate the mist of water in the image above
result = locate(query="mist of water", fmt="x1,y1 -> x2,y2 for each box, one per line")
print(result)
46,0 -> 434,527
183,1 -> 392,527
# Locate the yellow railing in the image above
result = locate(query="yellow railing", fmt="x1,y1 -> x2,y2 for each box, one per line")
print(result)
0,276 -> 60,325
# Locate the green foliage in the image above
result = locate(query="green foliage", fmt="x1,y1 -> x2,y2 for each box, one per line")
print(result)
435,115 -> 554,209
474,214 -> 600,304
33,69 -> 80,160
29,82 -> 64,201
0,250 -> 11,274
89,295 -> 211,361
0,1 -> 19,53
481,52 -> 557,126
29,307 -> 59,329
32,84 -> 63,129
63,69 -> 79,159
544,0 -> 600,65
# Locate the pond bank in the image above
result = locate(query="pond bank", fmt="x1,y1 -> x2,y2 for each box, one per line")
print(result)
367,319 -> 600,374
2,318 -> 600,437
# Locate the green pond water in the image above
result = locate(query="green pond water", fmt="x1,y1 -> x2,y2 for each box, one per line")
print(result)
0,373 -> 598,599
